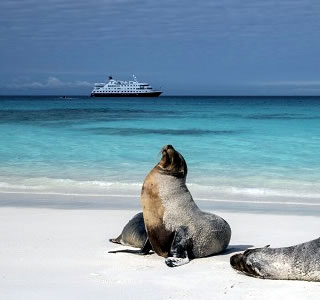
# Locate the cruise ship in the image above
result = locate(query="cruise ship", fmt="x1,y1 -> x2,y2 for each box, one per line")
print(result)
90,75 -> 162,97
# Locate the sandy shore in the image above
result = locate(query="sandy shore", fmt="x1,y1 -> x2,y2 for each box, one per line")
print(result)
0,203 -> 319,299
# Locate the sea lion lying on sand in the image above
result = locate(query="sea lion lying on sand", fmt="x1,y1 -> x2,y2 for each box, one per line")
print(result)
230,237 -> 320,281
109,212 -> 147,248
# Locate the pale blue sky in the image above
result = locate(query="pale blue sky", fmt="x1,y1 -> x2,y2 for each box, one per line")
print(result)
1,0 -> 320,95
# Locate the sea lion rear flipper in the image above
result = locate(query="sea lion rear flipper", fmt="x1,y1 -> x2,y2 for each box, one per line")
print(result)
108,238 -> 152,255
109,235 -> 122,245
165,227 -> 190,267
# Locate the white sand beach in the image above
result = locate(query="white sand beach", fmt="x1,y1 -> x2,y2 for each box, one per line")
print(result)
0,194 -> 319,300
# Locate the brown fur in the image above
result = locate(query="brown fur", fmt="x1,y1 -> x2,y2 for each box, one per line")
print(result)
141,168 -> 173,257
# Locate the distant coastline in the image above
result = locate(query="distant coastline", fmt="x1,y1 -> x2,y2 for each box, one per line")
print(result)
1,95 -> 320,98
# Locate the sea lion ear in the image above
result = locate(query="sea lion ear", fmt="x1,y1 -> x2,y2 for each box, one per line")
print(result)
173,155 -> 187,178
181,156 -> 187,176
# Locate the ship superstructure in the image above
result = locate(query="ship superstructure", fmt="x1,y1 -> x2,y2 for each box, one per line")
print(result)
90,75 -> 162,97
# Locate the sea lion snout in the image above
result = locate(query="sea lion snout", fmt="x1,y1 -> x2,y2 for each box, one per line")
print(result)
230,253 -> 245,271
230,251 -> 263,278
163,144 -> 174,151
158,145 -> 187,177
161,144 -> 175,156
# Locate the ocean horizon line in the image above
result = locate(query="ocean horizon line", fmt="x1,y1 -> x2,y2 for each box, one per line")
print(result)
1,94 -> 320,98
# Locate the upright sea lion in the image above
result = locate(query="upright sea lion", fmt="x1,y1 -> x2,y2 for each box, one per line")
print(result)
109,212 -> 147,248
230,237 -> 320,281
141,144 -> 231,267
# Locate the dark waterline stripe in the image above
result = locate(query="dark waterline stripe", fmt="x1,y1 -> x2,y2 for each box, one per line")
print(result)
83,127 -> 240,136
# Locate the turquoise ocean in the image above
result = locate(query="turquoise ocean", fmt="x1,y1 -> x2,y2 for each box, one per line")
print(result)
0,96 -> 319,212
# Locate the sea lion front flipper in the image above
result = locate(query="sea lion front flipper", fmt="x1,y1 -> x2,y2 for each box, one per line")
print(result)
108,238 -> 152,255
165,227 -> 190,267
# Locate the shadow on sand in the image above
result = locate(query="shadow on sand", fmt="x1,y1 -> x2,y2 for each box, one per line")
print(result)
221,244 -> 254,255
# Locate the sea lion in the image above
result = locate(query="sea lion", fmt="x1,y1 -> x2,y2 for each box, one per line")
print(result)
141,144 -> 231,267
230,237 -> 320,281
109,212 -> 147,248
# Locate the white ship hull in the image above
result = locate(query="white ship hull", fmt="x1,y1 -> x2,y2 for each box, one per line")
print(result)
90,91 -> 162,97
90,75 -> 162,98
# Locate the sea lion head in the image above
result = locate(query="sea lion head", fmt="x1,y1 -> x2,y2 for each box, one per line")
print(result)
157,145 -> 187,178
230,253 -> 246,272
230,249 -> 263,277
